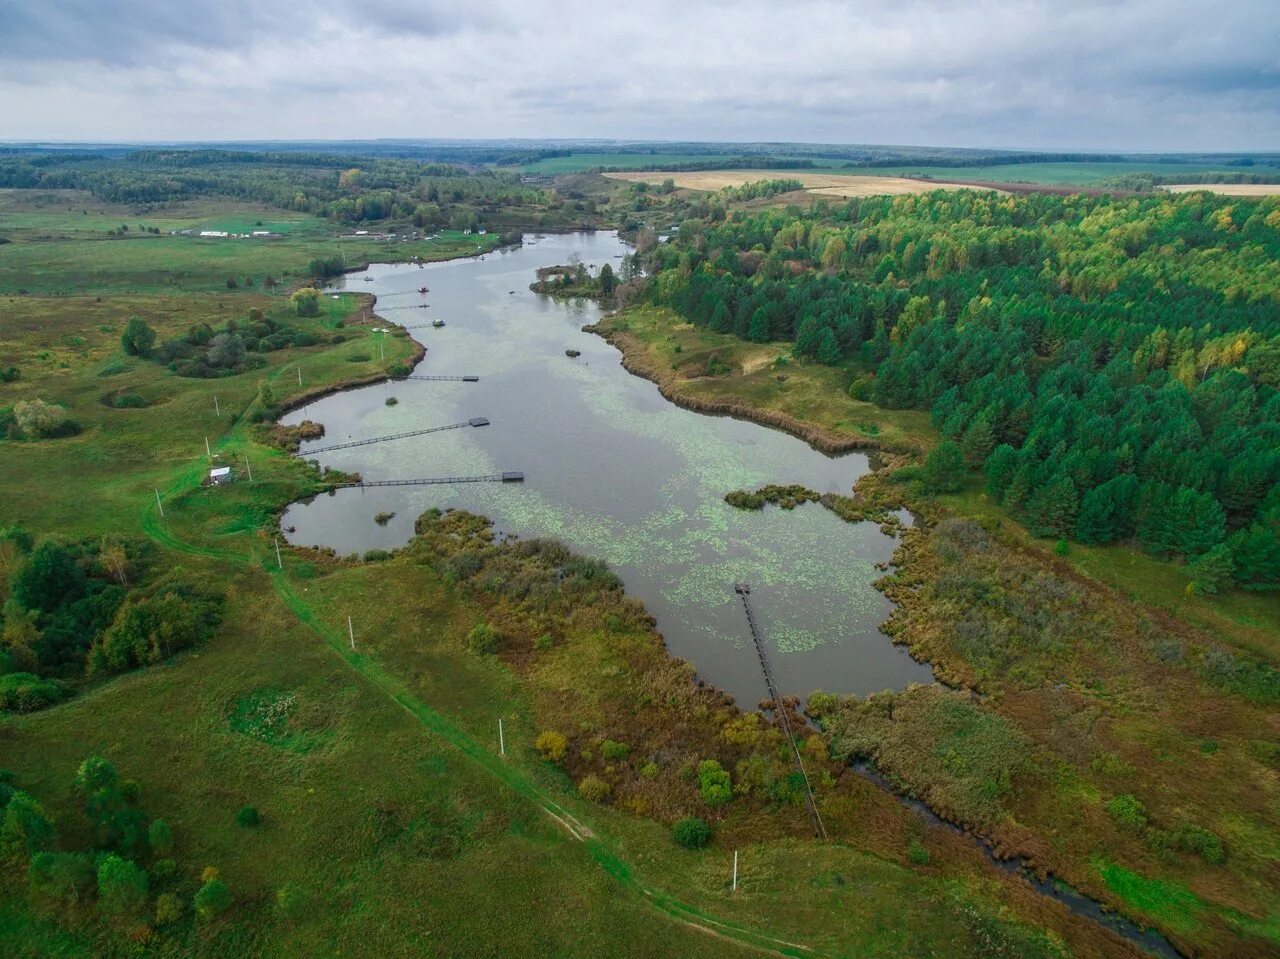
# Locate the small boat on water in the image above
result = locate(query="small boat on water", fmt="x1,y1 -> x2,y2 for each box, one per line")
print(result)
363,276 -> 374,282
432,319 -> 446,328
418,286 -> 429,294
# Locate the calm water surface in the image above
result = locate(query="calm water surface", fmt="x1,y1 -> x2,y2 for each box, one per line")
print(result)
282,232 -> 933,706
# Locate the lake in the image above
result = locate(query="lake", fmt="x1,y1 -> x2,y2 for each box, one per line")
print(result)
282,231 -> 934,708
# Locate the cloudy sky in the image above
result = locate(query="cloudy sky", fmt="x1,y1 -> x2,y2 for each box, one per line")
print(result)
1,0 -> 1277,151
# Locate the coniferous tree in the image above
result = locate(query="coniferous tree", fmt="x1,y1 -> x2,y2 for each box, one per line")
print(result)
1188,544 -> 1235,595
984,444 -> 1019,499
1075,474 -> 1139,544
1228,524 -> 1280,591
922,441 -> 966,494
1170,487 -> 1227,556
1004,462 -> 1035,511
814,328 -> 841,364
1027,474 -> 1079,538
961,415 -> 995,464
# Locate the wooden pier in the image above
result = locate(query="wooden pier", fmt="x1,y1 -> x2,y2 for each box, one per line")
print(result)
297,419 -> 486,456
734,582 -> 827,840
403,375 -> 479,382
337,472 -> 523,489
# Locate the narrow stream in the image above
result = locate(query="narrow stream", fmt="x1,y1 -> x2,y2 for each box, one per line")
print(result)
850,763 -> 1183,959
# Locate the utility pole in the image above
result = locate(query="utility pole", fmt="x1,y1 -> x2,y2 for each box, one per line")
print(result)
205,436 -> 212,457
732,850 -> 738,892
274,537 -> 282,569
297,366 -> 303,387
347,615 -> 355,651
498,718 -> 505,756
154,489 -> 164,517
214,395 -> 220,416
244,456 -> 253,482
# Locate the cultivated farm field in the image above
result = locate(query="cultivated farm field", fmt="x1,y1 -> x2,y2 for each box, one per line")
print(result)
605,171 -> 973,197
1163,183 -> 1280,196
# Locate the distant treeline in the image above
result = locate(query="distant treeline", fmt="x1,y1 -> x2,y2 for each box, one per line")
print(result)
595,157 -> 815,174
0,151 -> 548,228
850,152 -> 1128,169
5,141 -> 1277,172
719,179 -> 806,200
647,190 -> 1280,586
1099,172 -> 1280,192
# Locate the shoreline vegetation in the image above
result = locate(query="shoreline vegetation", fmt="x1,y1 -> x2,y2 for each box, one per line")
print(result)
585,320 -> 903,455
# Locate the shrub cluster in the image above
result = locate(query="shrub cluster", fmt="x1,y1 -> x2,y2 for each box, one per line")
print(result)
1,531 -> 223,712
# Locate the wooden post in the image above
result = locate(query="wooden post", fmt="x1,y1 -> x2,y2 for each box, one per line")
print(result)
499,718 -> 505,756
214,395 -> 220,416
244,456 -> 253,482
347,615 -> 355,651
297,366 -> 303,386
274,537 -> 282,570
205,436 -> 211,457
732,850 -> 738,892
154,489 -> 164,517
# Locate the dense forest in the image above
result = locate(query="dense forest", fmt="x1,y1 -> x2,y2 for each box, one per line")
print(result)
0,150 -> 547,228
649,190 -> 1280,589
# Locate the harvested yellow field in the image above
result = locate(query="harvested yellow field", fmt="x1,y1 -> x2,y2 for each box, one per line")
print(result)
605,170 -> 969,197
1162,183 -> 1280,196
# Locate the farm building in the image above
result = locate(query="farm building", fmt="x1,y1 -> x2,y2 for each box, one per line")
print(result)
209,466 -> 233,485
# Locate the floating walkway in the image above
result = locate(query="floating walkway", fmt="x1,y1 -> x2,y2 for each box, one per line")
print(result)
337,472 -> 524,488
403,375 -> 479,382
297,419 -> 488,456
734,582 -> 827,840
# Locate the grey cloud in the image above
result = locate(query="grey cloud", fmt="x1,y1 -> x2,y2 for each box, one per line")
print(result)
0,0 -> 1276,150
0,1 -> 290,64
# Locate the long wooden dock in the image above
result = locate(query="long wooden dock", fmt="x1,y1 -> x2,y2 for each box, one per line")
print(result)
297,419 -> 486,456
734,582 -> 827,840
403,375 -> 479,382
337,472 -> 523,488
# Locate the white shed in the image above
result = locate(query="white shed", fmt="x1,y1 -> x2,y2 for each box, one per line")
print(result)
209,466 -> 233,485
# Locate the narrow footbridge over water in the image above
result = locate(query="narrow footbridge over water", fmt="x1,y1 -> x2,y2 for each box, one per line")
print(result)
297,418 -> 489,456
735,582 -> 827,840
336,472 -> 524,488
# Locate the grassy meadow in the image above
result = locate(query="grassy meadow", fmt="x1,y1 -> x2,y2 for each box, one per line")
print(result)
517,153 -> 1280,187
0,196 -> 1125,957
0,190 -> 499,295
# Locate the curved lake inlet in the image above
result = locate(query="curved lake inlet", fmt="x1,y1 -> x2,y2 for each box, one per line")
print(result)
282,231 -> 935,707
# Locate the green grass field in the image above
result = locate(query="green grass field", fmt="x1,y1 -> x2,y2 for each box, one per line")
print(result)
520,152 -> 753,173
0,191 -> 501,294
515,153 -> 1280,185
